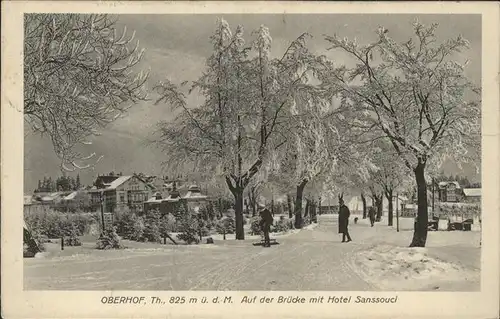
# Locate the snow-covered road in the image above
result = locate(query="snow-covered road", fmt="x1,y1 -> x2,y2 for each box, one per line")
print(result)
24,214 -> 480,291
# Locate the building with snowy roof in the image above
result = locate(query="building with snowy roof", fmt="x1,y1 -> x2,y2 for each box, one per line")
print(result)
437,181 -> 463,203
462,188 -> 481,203
89,173 -> 155,213
143,183 -> 209,216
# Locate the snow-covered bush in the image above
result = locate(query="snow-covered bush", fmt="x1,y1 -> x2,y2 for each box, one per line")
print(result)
95,227 -> 124,250
142,209 -> 162,243
113,208 -> 135,237
176,210 -> 200,244
215,216 -> 235,235
159,213 -> 177,236
198,219 -> 211,237
23,227 -> 45,257
271,218 -> 291,233
131,216 -> 146,241
249,217 -> 262,235
303,215 -> 311,227
64,224 -> 82,246
205,219 -> 216,232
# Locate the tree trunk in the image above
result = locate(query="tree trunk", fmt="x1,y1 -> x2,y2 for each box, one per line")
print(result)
361,193 -> 367,219
218,198 -> 223,218
232,188 -> 245,240
271,197 -> 275,217
410,160 -> 428,247
385,189 -> 393,226
304,199 -> 310,218
311,200 -> 317,223
318,196 -> 322,215
376,194 -> 383,222
287,194 -> 293,218
294,179 -> 308,229
247,193 -> 253,217
250,189 -> 257,217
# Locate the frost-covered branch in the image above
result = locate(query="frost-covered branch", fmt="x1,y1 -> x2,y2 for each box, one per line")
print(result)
24,14 -> 149,171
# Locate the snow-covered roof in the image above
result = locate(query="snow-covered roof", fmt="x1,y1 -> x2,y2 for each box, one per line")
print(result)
438,181 -> 461,189
146,197 -> 162,203
463,188 -> 481,197
183,192 -> 207,199
39,192 -> 66,202
24,195 -> 33,205
183,185 -> 207,200
63,191 -> 78,200
106,175 -> 133,189
164,196 -> 181,202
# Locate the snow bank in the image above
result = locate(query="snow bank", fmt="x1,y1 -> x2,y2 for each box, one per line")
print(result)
350,244 -> 479,291
34,252 -> 51,259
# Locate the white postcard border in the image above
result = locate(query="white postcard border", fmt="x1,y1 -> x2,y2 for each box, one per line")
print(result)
2,2 -> 499,318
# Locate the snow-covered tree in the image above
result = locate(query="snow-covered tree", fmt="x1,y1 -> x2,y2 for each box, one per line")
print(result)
24,14 -> 149,171
154,20 -> 321,239
323,20 -> 480,247
268,63 -> 362,228
369,139 -> 412,226
277,118 -> 332,227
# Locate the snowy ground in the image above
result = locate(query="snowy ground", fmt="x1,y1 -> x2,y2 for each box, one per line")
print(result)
24,214 -> 480,291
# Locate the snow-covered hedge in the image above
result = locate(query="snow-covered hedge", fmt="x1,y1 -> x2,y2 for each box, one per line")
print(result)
437,203 -> 480,219
24,209 -> 98,239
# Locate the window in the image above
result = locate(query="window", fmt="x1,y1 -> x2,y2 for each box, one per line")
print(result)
447,191 -> 456,202
120,193 -> 125,203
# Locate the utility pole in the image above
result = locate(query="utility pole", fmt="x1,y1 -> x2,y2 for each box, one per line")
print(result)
271,194 -> 275,217
432,177 -> 435,218
318,196 -> 322,215
396,193 -> 399,232
100,191 -> 105,233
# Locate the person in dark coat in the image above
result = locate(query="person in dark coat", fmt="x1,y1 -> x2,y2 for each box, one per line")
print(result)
258,203 -> 274,247
368,206 -> 376,227
338,198 -> 352,243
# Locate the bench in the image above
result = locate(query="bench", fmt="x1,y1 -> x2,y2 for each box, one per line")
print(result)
415,216 -> 439,231
447,219 -> 473,231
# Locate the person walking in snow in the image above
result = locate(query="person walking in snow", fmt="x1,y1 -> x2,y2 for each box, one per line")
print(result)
258,203 -> 273,247
338,195 -> 352,243
368,206 -> 376,227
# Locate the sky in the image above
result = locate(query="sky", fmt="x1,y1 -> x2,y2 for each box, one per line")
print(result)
23,14 -> 482,193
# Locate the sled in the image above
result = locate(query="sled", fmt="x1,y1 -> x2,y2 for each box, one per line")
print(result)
252,238 -> 279,246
